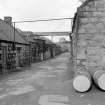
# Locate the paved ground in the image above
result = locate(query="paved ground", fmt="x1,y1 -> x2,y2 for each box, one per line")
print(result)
0,52 -> 105,105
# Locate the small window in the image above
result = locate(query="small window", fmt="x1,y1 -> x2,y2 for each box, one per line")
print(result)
17,47 -> 21,53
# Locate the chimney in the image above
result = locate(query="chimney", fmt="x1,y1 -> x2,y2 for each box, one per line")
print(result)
4,16 -> 12,25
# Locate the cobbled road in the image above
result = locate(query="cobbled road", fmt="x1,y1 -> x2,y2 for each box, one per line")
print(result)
0,52 -> 105,105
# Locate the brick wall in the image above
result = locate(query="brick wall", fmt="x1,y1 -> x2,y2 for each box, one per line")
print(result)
72,0 -> 105,72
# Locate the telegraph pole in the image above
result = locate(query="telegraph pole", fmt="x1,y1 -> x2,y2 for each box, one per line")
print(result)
13,22 -> 16,50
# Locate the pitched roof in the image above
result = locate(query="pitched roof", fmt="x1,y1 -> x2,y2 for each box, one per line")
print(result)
22,31 -> 53,44
21,31 -> 41,43
0,19 -> 28,44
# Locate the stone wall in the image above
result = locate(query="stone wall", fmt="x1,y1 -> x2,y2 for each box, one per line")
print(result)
72,0 -> 105,72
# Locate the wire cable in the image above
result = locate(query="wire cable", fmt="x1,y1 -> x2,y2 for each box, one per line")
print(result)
13,17 -> 73,23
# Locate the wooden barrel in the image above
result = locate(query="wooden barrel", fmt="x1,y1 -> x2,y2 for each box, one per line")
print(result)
93,70 -> 105,90
73,71 -> 92,92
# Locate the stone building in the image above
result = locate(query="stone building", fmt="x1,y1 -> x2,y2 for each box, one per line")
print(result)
0,17 -> 30,74
21,31 -> 60,62
72,0 -> 105,72
0,16 -> 63,74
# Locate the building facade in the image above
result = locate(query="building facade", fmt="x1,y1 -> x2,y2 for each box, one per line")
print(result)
0,17 -> 30,74
72,0 -> 105,72
0,16 -> 65,74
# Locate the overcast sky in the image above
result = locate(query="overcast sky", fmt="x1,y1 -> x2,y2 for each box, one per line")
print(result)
0,0 -> 81,41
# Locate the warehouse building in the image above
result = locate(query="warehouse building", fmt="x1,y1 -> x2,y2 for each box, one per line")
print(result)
23,32 -> 62,62
0,16 -> 64,74
71,0 -> 105,72
0,17 -> 30,74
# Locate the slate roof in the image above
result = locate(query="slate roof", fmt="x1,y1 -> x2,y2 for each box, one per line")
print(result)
0,19 -> 29,44
22,31 -> 53,44
21,31 -> 41,43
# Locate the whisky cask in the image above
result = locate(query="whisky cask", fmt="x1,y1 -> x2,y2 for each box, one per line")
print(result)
93,70 -> 105,91
73,71 -> 92,92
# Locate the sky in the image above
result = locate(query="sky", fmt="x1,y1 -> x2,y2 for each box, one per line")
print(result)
0,0 -> 81,42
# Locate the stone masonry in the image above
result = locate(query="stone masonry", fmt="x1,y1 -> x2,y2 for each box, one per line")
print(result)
72,0 -> 105,73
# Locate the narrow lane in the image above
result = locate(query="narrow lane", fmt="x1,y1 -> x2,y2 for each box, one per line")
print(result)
0,52 -> 105,105
0,52 -> 73,105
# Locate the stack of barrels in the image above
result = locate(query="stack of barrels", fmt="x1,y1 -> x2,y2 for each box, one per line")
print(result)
73,69 -> 105,92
